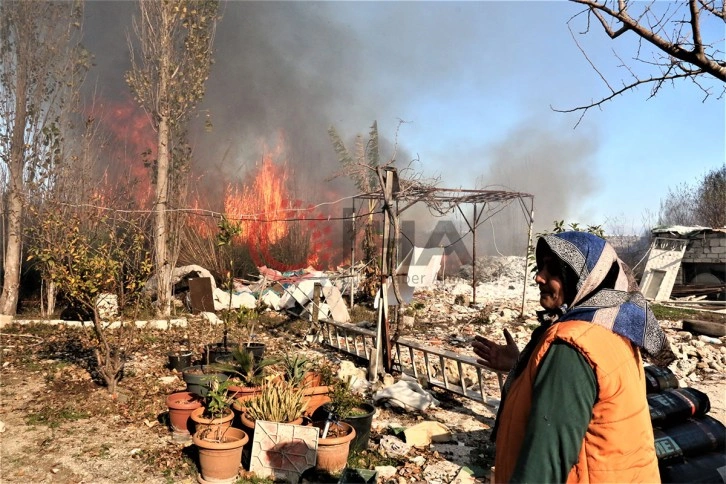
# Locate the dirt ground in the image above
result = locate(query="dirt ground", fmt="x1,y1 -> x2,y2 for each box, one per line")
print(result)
0,302 -> 724,484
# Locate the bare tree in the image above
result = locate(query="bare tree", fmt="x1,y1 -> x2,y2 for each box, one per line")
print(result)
658,165 -> 726,227
695,165 -> 726,227
658,182 -> 699,226
126,0 -> 219,317
0,1 -> 88,316
558,0 -> 725,124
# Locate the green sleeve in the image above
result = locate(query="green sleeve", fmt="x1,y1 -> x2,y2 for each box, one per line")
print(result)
509,341 -> 597,483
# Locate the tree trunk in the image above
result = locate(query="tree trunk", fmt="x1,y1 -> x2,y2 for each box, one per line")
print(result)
44,279 -> 57,317
0,52 -> 27,317
153,10 -> 173,317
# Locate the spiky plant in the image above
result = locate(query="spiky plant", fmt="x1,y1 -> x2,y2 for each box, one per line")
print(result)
242,382 -> 307,423
281,353 -> 311,387
214,348 -> 277,387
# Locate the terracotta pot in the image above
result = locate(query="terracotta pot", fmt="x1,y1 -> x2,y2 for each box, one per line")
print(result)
302,385 -> 331,417
314,421 -> 356,474
313,402 -> 376,453
238,411 -> 304,434
301,371 -> 323,387
227,384 -> 262,402
166,391 -> 203,435
190,407 -> 233,436
193,427 -> 249,484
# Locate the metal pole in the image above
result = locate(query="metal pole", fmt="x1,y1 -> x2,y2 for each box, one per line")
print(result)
350,198 -> 356,309
521,199 -> 535,316
472,204 -> 477,306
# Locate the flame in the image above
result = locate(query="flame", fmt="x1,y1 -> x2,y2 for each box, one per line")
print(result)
88,96 -> 156,207
220,146 -> 338,270
225,153 -> 289,245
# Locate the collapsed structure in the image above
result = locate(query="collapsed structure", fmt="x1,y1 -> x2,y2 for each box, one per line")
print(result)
640,226 -> 726,302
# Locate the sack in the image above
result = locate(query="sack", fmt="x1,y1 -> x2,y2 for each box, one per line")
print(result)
648,388 -> 710,427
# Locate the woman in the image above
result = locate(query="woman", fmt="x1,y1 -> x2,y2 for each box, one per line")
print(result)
473,231 -> 673,483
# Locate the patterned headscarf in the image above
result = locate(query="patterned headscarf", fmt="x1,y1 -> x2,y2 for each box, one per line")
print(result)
537,231 -> 673,364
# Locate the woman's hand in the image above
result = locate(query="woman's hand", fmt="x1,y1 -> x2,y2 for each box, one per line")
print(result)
472,328 -> 519,372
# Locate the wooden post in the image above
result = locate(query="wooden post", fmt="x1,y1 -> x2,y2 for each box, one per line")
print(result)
369,168 -> 396,380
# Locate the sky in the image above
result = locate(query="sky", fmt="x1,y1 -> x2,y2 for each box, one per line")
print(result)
82,1 -> 725,253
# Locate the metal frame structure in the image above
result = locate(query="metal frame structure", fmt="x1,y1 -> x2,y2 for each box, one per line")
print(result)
345,176 -> 535,385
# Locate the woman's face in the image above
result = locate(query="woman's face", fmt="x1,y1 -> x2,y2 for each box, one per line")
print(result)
535,254 -> 566,311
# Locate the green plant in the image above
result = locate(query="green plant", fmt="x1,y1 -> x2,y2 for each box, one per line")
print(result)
280,353 -> 311,387
202,376 -> 235,420
327,376 -> 367,419
347,448 -> 404,469
213,348 -> 277,387
241,382 -> 307,423
316,361 -> 336,386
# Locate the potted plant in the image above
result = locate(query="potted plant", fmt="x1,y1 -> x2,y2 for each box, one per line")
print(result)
167,347 -> 193,372
315,376 -> 376,453
192,376 -> 248,484
312,419 -> 356,474
237,381 -> 308,433
233,306 -> 266,359
280,353 -> 311,387
190,376 -> 236,435
193,427 -> 249,484
216,347 -> 278,403
281,355 -> 333,417
182,363 -> 229,398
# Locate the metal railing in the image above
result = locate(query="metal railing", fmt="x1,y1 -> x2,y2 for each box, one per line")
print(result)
320,320 -> 504,404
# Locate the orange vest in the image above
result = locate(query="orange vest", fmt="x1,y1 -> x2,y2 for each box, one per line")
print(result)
494,321 -> 660,483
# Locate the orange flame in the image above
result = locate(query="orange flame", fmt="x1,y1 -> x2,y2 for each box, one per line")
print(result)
225,153 -> 289,245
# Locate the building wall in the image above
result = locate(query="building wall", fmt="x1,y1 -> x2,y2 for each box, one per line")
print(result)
682,232 -> 726,264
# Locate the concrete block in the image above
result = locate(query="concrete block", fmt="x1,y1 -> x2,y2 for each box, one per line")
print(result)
404,421 -> 453,447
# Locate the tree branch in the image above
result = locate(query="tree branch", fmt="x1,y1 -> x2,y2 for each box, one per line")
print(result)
556,0 -> 725,124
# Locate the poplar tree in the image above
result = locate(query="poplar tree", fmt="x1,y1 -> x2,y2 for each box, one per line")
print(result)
126,0 -> 219,316
0,1 -> 88,316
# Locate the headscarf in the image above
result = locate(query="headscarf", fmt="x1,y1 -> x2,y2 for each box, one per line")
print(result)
537,231 -> 673,363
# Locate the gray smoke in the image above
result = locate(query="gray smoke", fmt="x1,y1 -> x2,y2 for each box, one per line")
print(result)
81,1 -> 598,259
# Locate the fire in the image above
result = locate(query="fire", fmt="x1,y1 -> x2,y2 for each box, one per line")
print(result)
221,148 -> 337,270
225,153 -> 289,245
88,96 -> 156,207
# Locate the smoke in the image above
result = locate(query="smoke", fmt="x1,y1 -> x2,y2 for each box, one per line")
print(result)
80,2 -> 599,261
475,119 -> 600,254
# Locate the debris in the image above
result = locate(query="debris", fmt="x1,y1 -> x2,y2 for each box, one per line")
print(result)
452,467 -> 477,484
422,460 -> 461,483
374,465 -> 398,480
403,421 -> 453,447
374,379 -> 439,412
378,435 -> 411,458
